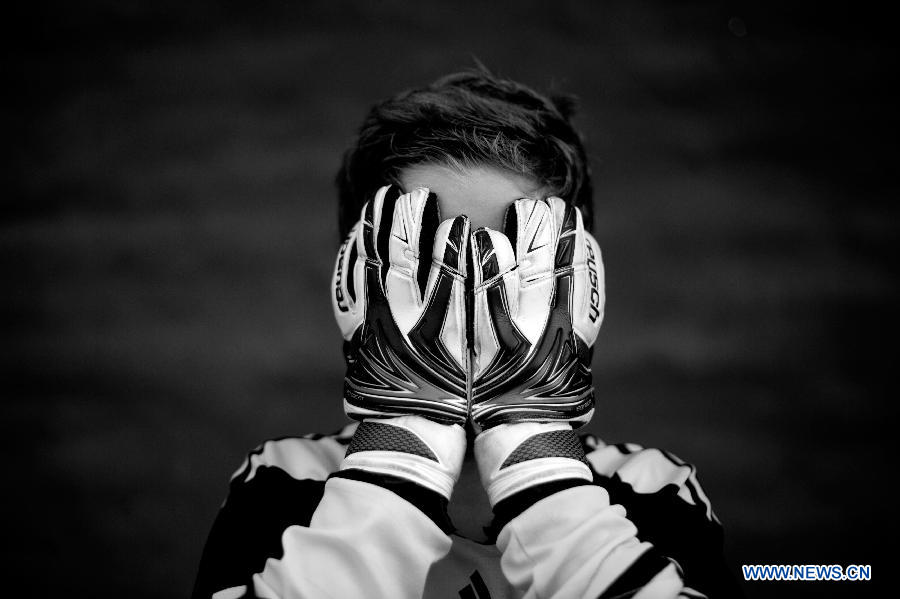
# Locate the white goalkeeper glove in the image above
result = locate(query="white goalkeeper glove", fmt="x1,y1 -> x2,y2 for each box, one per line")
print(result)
331,185 -> 470,500
469,197 -> 605,507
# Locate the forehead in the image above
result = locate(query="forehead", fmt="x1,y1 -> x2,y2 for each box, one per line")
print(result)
399,164 -> 545,230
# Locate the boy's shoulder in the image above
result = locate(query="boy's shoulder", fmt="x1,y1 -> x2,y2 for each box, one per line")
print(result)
579,432 -> 718,523
228,423 -> 357,485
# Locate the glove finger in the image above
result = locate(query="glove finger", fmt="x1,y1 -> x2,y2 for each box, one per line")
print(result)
503,198 -> 555,345
357,186 -> 397,310
471,227 -> 524,378
417,190 -> 441,301
572,230 -> 605,346
503,198 -> 555,278
357,184 -> 400,261
433,213 -> 468,277
388,187 -> 439,299
357,192 -> 376,261
546,197 -> 603,344
545,196 -> 578,321
472,226 -> 517,288
408,215 -> 471,375
332,223 -> 362,340
548,196 -> 578,271
386,187 -> 433,333
375,184 -> 403,282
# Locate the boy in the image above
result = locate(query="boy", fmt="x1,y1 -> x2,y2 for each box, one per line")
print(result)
193,69 -> 742,599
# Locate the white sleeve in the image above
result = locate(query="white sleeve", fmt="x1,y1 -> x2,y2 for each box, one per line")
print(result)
252,476 -> 453,599
496,485 -> 685,599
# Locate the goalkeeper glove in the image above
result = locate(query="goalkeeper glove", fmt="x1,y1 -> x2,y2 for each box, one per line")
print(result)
331,185 -> 470,501
469,197 -> 605,508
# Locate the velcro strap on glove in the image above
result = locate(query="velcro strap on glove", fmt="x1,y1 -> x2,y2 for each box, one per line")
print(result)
339,415 -> 466,500
475,422 -> 593,508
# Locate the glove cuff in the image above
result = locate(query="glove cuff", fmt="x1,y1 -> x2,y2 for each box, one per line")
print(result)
475,422 -> 593,507
339,416 -> 466,500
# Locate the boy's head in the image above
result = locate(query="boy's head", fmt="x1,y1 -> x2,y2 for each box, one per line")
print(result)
335,68 -> 593,237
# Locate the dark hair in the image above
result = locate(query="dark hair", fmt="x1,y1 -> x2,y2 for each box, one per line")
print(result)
335,68 -> 594,238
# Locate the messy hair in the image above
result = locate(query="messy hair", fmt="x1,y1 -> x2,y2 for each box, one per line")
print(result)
335,68 -> 594,238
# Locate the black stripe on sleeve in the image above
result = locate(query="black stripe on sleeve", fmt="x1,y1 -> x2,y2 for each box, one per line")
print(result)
599,548 -> 675,599
590,472 -> 745,598
329,468 -> 455,535
488,478 -> 593,536
192,466 -> 326,599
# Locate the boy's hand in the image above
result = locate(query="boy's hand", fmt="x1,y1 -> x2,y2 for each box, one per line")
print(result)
469,197 -> 605,432
332,185 -> 471,426
469,197 -> 605,508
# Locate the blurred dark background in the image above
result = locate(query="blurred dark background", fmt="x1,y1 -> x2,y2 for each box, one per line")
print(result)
3,1 -> 895,597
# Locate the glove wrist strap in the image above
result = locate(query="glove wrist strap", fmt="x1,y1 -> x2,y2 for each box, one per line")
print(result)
475,422 -> 593,507
340,416 -> 466,500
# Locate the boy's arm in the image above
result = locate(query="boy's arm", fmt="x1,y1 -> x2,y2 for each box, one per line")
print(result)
478,424 -> 687,599
486,438 -> 746,599
470,198 -> 693,598
191,423 -> 464,599
252,417 -> 464,599
497,485 -> 686,598
586,441 -> 746,598
251,474 -> 451,598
